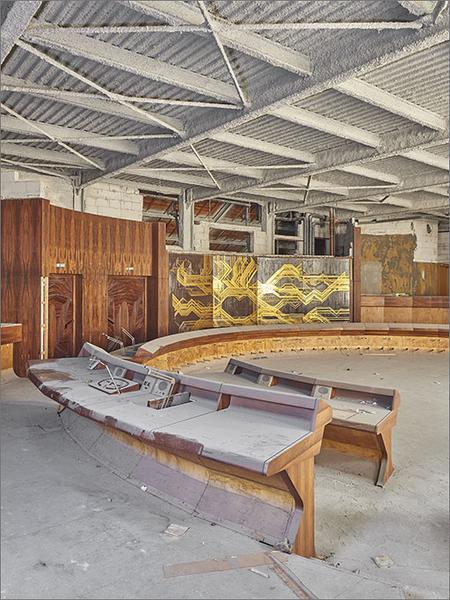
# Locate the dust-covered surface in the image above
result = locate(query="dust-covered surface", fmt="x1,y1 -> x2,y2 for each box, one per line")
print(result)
1,349 -> 448,599
186,350 -> 450,599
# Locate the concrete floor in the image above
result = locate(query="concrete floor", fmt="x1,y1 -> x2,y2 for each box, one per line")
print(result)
1,350 -> 448,599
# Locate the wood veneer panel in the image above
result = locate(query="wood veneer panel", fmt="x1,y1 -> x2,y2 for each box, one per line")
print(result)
1,199 -> 44,375
48,274 -> 82,358
0,323 -> 23,344
107,276 -> 147,346
149,222 -> 169,339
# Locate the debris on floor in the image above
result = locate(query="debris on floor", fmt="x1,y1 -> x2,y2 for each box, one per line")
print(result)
163,551 -> 288,578
163,523 -> 190,538
249,567 -> 270,578
372,555 -> 395,568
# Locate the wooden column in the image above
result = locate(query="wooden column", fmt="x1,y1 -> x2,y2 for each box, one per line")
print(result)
149,222 -> 169,340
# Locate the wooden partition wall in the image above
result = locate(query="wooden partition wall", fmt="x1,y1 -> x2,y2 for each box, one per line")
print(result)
1,199 -> 168,375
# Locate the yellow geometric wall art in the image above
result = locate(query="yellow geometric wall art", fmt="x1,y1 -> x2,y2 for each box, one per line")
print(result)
169,252 -> 351,332
257,260 -> 350,324
212,255 -> 258,327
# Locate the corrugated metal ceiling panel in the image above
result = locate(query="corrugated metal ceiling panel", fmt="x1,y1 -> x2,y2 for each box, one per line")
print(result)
362,42 -> 449,116
296,90 -> 414,134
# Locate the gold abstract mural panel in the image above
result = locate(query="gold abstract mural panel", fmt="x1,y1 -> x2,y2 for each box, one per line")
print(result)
169,253 -> 213,333
169,252 -> 351,332
257,257 -> 350,324
212,255 -> 257,327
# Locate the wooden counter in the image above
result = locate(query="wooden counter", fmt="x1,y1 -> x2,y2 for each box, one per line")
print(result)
1,323 -> 22,370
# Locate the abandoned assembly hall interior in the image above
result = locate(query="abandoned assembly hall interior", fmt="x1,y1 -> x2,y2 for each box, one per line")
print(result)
0,1 -> 449,599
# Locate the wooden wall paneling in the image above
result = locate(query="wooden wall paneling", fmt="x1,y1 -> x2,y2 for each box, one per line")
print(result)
148,222 -> 169,339
107,276 -> 147,347
361,294 -> 448,324
413,262 -> 449,296
48,274 -> 82,358
1,199 -> 44,375
439,264 -> 449,296
82,274 -> 108,348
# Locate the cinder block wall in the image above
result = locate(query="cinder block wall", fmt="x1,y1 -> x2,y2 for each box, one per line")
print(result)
1,170 -> 143,221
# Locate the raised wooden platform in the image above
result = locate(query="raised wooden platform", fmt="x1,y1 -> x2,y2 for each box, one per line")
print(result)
133,323 -> 448,371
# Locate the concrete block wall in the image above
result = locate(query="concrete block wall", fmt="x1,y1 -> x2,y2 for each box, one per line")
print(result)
361,218 -> 439,262
438,231 -> 449,263
191,220 -> 272,254
1,170 -> 144,221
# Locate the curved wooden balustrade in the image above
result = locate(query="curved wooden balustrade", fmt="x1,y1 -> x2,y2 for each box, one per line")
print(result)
134,323 -> 449,371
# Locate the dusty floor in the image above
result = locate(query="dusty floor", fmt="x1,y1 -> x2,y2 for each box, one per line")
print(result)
185,350 -> 450,599
1,349 -> 448,599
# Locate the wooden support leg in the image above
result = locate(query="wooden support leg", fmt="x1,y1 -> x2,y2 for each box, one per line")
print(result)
376,428 -> 394,487
285,456 -> 315,558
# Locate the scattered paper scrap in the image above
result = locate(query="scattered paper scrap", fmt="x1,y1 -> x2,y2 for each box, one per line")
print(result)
164,523 -> 190,538
372,555 -> 394,568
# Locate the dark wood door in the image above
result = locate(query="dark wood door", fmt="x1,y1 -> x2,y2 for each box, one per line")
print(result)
107,276 -> 147,348
48,274 -> 82,358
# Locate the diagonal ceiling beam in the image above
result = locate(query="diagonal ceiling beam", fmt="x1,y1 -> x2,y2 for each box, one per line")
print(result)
1,102 -> 103,169
246,188 -> 309,203
121,0 -> 311,75
23,24 -> 241,104
335,78 -> 448,131
277,175 -> 349,196
1,141 -> 102,168
269,104 -> 381,147
17,40 -> 184,135
0,1 -> 41,65
197,0 -> 248,108
0,115 -> 138,155
1,157 -> 69,180
399,149 -> 449,170
160,150 -> 262,180
190,124 -> 447,202
1,75 -> 184,129
209,131 -> 315,162
126,169 -> 213,187
80,14 -> 448,185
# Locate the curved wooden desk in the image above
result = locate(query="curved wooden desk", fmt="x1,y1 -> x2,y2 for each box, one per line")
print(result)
132,323 -> 447,487
28,343 -> 332,558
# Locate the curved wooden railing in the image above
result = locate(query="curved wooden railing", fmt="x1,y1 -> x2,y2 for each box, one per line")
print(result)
134,322 -> 449,371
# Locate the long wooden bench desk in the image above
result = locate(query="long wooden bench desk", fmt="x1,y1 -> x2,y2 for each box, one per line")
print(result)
225,358 -> 399,486
28,342 -> 332,557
